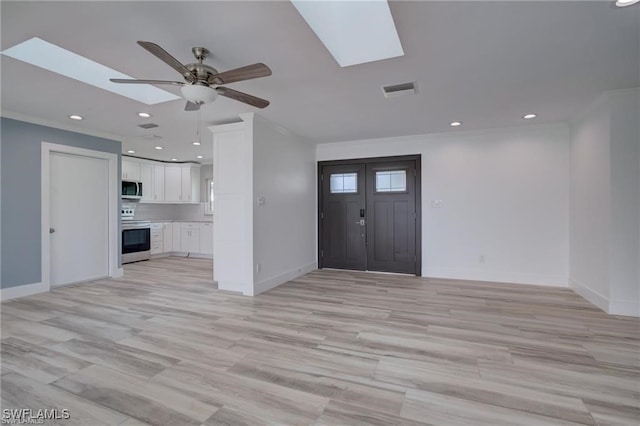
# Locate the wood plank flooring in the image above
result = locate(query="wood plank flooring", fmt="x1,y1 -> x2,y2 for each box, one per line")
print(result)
1,257 -> 639,425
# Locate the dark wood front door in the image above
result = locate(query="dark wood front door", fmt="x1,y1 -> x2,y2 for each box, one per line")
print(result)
319,156 -> 421,275
320,164 -> 367,270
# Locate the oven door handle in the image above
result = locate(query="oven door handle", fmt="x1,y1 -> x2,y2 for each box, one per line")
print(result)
136,181 -> 141,197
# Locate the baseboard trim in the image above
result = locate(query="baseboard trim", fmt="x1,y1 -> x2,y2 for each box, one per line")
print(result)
155,252 -> 213,260
0,281 -> 48,301
569,278 -> 639,317
253,261 -> 317,296
608,299 -> 640,317
569,278 -> 609,313
423,267 -> 568,288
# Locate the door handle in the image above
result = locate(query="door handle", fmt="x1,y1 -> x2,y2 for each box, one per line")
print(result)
49,228 -> 55,234
355,219 -> 365,226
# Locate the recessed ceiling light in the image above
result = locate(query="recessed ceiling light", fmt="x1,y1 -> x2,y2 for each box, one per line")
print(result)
450,121 -> 462,127
155,146 -> 163,150
127,150 -> 135,154
197,155 -> 203,159
1,37 -> 180,105
192,141 -> 201,146
138,112 -> 152,118
616,0 -> 639,7
69,114 -> 83,120
291,0 -> 404,67
523,113 -> 537,119
171,158 -> 178,161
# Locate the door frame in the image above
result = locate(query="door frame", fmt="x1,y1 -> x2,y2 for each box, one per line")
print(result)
317,155 -> 422,275
41,142 -> 121,292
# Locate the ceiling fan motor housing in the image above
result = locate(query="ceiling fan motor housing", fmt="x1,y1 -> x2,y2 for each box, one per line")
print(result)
181,84 -> 218,105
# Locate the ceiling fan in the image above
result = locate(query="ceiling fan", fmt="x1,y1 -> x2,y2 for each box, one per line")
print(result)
110,41 -> 271,111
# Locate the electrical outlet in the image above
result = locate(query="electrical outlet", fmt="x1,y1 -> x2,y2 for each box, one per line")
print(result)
431,199 -> 443,208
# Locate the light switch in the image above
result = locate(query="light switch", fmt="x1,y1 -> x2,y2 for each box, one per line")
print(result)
431,199 -> 443,208
257,196 -> 266,206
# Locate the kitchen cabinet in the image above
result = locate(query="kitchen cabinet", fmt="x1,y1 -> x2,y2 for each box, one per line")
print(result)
181,223 -> 200,253
199,222 -> 213,255
182,165 -> 201,203
172,221 -> 182,252
153,165 -> 165,202
163,222 -> 173,253
165,164 -> 200,203
140,163 -> 166,202
140,163 -> 153,202
150,223 -> 163,255
164,165 -> 182,202
122,158 -> 141,181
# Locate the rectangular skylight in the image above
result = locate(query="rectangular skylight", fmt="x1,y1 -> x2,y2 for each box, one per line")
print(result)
1,37 -> 180,105
291,0 -> 404,67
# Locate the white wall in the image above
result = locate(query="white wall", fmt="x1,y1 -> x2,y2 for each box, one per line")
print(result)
569,95 -> 611,304
210,114 -> 316,296
317,124 -> 571,287
570,88 -> 640,317
252,116 -> 317,294
608,89 -> 640,309
211,120 -> 254,295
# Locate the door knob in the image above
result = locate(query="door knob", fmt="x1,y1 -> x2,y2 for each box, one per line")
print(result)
49,228 -> 55,234
355,219 -> 365,226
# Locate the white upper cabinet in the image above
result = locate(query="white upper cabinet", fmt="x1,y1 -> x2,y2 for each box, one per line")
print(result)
166,164 -> 200,203
140,163 -> 154,202
122,158 -> 141,181
140,162 -> 167,203
153,164 -> 165,202
123,156 -> 200,204
164,165 -> 182,202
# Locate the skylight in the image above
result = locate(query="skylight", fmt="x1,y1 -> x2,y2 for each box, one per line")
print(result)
291,0 -> 404,67
1,37 -> 180,105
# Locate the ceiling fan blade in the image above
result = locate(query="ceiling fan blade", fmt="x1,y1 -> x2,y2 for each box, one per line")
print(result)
110,78 -> 184,86
216,86 -> 270,109
209,63 -> 272,85
137,41 -> 196,82
184,101 -> 200,111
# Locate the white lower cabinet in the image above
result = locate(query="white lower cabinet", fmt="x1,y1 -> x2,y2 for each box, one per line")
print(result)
172,222 -> 182,252
162,222 -> 173,253
181,223 -> 200,253
149,221 -> 212,256
150,223 -> 163,255
199,222 -> 213,255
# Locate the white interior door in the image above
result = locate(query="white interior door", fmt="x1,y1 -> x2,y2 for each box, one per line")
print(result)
50,152 -> 109,287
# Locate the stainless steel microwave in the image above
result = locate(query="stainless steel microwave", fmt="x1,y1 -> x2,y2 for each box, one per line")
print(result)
122,180 -> 143,200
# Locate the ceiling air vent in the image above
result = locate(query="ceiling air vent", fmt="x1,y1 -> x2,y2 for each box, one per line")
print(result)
138,123 -> 159,129
382,81 -> 417,98
142,134 -> 162,140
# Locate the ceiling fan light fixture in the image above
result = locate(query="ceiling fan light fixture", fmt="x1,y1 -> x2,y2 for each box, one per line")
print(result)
181,84 -> 218,105
615,0 -> 639,7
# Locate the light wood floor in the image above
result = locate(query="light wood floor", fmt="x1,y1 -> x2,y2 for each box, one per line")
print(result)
1,257 -> 639,425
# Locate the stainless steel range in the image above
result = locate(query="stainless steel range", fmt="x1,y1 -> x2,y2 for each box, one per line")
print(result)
121,206 -> 151,264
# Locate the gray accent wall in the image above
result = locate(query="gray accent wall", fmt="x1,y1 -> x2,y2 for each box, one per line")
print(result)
0,117 -> 122,289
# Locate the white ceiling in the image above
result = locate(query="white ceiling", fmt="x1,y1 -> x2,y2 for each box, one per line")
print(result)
2,1 -> 638,162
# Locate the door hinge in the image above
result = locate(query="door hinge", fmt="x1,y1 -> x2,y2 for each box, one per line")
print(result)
321,212 -> 324,220
321,250 -> 324,257
321,174 -> 324,181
